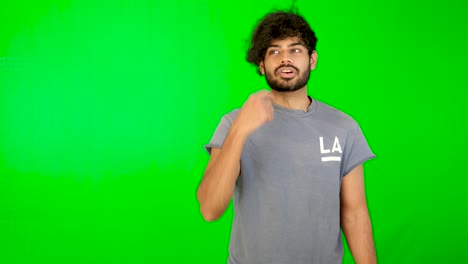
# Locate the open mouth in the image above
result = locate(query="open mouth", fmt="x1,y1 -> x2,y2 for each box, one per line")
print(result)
277,67 -> 297,78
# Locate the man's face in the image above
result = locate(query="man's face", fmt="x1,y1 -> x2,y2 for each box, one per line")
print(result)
259,37 -> 317,92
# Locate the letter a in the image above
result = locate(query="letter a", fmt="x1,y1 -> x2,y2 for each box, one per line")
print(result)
332,136 -> 342,153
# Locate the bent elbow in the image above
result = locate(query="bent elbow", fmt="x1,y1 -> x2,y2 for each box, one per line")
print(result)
201,212 -> 219,222
200,206 -> 221,222
197,189 -> 219,222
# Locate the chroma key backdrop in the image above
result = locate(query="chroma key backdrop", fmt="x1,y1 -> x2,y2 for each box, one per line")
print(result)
1,0 -> 467,263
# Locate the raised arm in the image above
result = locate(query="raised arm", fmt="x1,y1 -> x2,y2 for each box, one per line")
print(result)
197,90 -> 273,222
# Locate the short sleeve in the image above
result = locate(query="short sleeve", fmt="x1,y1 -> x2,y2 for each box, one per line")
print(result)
204,115 -> 232,155
341,123 -> 376,176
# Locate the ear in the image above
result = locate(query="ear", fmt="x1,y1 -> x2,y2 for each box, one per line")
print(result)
310,50 -> 318,70
259,60 -> 265,75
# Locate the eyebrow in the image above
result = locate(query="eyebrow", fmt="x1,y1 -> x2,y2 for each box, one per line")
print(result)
267,42 -> 305,49
289,42 -> 305,48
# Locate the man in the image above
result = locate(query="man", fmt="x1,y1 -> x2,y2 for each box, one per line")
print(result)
197,10 -> 377,264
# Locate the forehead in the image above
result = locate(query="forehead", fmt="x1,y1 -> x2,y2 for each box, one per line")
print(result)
268,36 -> 304,47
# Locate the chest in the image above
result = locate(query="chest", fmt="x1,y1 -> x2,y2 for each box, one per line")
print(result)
239,118 -> 349,194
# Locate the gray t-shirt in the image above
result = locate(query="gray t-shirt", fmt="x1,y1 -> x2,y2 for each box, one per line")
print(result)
205,98 -> 375,264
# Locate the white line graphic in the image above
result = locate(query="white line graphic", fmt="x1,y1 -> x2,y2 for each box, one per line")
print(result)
321,156 -> 341,162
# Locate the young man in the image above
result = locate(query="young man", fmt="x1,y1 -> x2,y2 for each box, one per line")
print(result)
197,11 -> 377,264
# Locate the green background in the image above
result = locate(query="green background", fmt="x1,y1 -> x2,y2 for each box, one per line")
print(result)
1,0 -> 466,263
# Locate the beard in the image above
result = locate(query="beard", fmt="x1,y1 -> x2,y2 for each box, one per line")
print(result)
265,64 -> 311,93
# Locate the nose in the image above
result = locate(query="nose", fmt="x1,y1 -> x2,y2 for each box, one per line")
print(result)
281,56 -> 292,65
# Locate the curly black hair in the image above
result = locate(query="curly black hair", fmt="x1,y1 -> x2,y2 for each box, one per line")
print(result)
247,11 -> 318,75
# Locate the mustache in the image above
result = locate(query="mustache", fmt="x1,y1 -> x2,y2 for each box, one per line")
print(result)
275,64 -> 299,73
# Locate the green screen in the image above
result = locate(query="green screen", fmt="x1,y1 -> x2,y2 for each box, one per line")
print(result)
1,0 -> 467,263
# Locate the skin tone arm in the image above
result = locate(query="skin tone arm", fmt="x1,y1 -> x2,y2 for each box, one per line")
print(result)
340,165 -> 377,264
197,90 -> 274,222
196,131 -> 244,222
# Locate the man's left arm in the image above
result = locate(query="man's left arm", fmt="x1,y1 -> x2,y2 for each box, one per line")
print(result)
340,164 -> 377,264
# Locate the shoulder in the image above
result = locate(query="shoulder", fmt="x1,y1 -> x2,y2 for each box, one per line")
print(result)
313,100 -> 359,130
221,108 -> 241,125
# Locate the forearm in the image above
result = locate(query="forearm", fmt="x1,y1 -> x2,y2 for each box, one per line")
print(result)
341,207 -> 377,264
197,125 -> 247,221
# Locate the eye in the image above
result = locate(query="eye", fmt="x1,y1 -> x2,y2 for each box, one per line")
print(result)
269,50 -> 279,55
292,48 -> 301,53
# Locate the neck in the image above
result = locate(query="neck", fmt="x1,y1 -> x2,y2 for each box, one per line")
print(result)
270,87 -> 311,112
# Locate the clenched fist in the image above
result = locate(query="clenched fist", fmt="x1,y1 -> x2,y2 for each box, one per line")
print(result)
232,90 -> 274,137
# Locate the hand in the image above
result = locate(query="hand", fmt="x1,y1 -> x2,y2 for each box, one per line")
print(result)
232,90 -> 274,136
